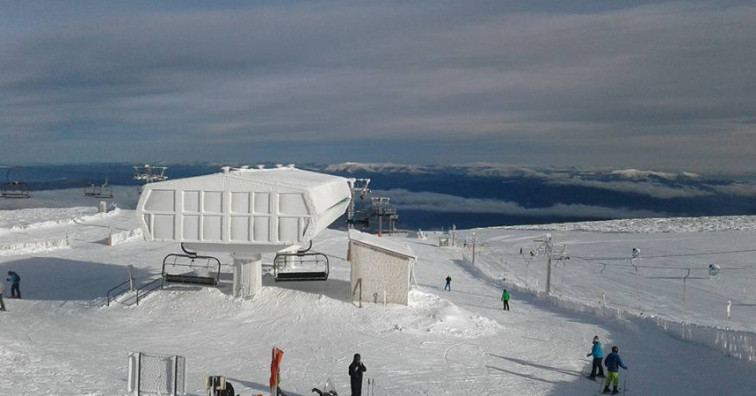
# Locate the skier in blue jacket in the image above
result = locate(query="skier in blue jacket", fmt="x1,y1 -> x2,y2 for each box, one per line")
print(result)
6,271 -> 20,299
603,346 -> 627,394
586,336 -> 604,380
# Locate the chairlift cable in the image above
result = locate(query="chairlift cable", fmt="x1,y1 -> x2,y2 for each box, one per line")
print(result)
569,256 -> 755,271
572,248 -> 756,261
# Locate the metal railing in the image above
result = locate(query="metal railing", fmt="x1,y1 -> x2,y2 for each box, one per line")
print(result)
107,279 -> 133,307
136,277 -> 163,306
107,276 -> 163,307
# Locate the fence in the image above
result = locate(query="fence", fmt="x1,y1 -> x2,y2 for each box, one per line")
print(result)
460,243 -> 756,362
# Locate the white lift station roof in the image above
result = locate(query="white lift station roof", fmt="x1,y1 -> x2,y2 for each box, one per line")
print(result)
136,166 -> 351,255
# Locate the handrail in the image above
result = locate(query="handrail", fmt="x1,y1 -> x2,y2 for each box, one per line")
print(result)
107,279 -> 132,307
352,278 -> 362,308
136,276 -> 163,306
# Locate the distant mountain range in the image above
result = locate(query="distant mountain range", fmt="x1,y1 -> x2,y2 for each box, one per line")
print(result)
3,162 -> 756,230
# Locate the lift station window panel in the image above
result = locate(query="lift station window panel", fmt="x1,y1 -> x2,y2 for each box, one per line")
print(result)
254,193 -> 271,214
231,216 -> 250,242
183,215 -> 200,240
146,190 -> 175,212
203,191 -> 223,213
254,216 -> 270,242
232,192 -> 251,213
203,215 -> 223,241
183,191 -> 200,212
279,193 -> 308,215
153,214 -> 175,240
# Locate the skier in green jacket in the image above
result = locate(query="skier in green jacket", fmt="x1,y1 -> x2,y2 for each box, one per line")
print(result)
501,289 -> 510,310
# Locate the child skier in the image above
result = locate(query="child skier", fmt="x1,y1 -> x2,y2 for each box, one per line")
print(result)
586,336 -> 604,380
603,346 -> 627,394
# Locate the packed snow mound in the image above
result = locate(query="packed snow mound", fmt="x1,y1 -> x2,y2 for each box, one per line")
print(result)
500,215 -> 756,233
108,227 -> 143,246
0,236 -> 70,256
0,206 -> 119,233
405,290 -> 501,338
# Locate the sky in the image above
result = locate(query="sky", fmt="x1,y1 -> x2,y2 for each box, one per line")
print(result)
1,1 -> 755,174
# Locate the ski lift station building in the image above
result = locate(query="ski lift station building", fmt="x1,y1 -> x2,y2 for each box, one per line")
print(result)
348,229 -> 416,305
136,165 -> 352,297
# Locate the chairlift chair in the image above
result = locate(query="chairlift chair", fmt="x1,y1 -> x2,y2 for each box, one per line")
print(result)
134,164 -> 168,196
84,179 -> 113,198
84,183 -> 97,197
273,241 -> 330,281
1,168 -> 30,199
96,178 -> 113,198
162,243 -> 222,287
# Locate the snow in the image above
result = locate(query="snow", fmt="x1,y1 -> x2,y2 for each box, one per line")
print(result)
348,229 -> 415,258
1,201 -> 756,395
498,215 -> 756,233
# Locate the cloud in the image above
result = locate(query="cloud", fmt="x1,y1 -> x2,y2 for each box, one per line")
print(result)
545,178 -> 715,199
326,162 -> 750,200
375,189 -> 665,219
0,2 -> 754,171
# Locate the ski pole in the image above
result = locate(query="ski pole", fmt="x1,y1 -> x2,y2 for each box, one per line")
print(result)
623,371 -> 628,394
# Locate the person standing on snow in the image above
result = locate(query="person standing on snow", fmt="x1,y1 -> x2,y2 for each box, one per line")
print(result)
586,335 -> 604,380
603,346 -> 627,394
501,289 -> 510,310
444,276 -> 452,291
348,353 -> 366,396
6,271 -> 20,299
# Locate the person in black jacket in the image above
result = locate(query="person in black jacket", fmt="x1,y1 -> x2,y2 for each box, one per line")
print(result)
348,353 -> 366,396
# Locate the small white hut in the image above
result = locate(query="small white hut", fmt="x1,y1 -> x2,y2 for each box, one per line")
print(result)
348,229 -> 416,305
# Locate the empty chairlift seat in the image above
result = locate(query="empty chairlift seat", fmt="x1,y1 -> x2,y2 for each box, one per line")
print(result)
273,243 -> 330,281
162,245 -> 222,287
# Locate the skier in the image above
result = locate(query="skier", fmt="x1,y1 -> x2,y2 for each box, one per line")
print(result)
348,353 -> 366,396
6,271 -> 20,299
602,346 -> 627,394
0,282 -> 5,311
444,276 -> 451,291
501,288 -> 510,310
586,335 -> 604,380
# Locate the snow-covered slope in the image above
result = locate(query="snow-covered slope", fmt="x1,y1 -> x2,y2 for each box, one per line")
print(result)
0,206 -> 755,395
